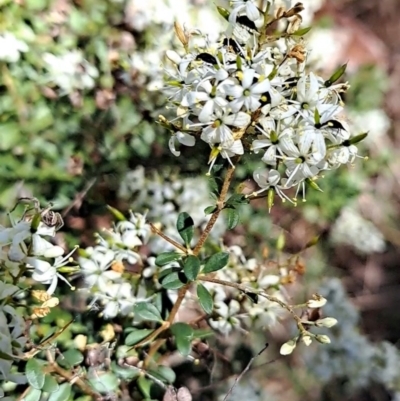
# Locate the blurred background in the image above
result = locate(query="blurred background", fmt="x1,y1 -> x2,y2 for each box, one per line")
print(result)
1,0 -> 400,400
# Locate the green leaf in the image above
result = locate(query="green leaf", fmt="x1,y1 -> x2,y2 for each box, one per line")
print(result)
0,350 -> 14,360
324,63 -> 347,87
161,272 -> 185,290
204,205 -> 217,215
176,212 -> 194,246
137,376 -> 152,399
171,323 -> 194,356
216,5 -> 230,20
155,252 -> 182,267
183,256 -> 200,281
48,383 -> 71,401
203,252 -> 229,274
125,329 -> 154,346
197,284 -> 214,314
225,193 -> 248,207
57,349 -> 84,368
148,365 -> 176,384
42,375 -> 59,394
314,108 -> 321,125
134,302 -> 163,323
24,388 -> 42,401
225,208 -> 240,230
88,372 -> 118,394
292,26 -> 312,36
26,358 -> 45,390
348,132 -> 368,145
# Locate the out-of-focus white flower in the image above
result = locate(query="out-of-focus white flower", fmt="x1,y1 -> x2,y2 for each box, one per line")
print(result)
43,51 -> 99,93
99,282 -> 136,319
0,32 -> 28,62
330,207 -> 386,254
209,300 -> 241,335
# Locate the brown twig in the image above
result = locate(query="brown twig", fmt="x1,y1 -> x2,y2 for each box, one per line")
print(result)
149,222 -> 187,253
143,162 -> 238,364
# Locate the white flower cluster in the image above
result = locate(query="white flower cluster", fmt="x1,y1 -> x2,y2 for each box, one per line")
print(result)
162,0 -> 366,205
118,166 -> 226,252
330,206 -> 386,254
0,206 -> 75,295
43,50 -> 99,94
79,211 -> 151,319
0,32 -> 28,63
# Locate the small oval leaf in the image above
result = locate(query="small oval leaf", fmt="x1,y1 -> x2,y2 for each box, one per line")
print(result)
125,329 -> 155,346
42,375 -> 59,394
134,302 -> 163,323
176,212 -> 194,246
155,252 -> 182,267
225,208 -> 239,230
171,323 -> 194,356
57,349 -> 84,369
48,383 -> 71,401
197,284 -> 213,314
24,388 -> 42,401
161,272 -> 185,290
183,256 -> 200,281
26,358 -> 45,390
202,252 -> 229,274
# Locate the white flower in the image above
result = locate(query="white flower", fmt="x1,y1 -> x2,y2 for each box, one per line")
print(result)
225,69 -> 271,112
229,0 -> 261,23
80,248 -> 121,292
282,138 -> 322,187
169,131 -> 196,157
252,118 -> 293,165
209,300 -> 241,335
207,140 -> 244,174
0,33 -> 28,62
100,282 -> 136,318
27,248 -> 77,294
306,294 -> 327,308
43,51 -> 99,93
198,109 -> 251,146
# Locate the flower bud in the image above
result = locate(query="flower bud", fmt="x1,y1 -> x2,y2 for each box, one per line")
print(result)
280,338 -> 297,355
315,317 -> 338,328
315,334 -> 331,344
307,294 -> 327,308
301,334 -> 312,346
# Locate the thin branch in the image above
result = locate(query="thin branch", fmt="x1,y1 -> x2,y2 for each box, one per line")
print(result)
197,275 -> 306,331
193,161 -> 237,255
149,222 -> 187,253
223,344 -> 269,401
143,161 -> 239,364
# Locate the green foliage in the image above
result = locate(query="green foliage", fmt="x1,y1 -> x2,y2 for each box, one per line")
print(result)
197,283 -> 214,314
203,252 -> 230,273
0,0 -> 164,210
25,358 -> 45,390
155,252 -> 182,267
183,255 -> 200,281
170,323 -> 194,356
176,212 -> 194,246
134,302 -> 163,323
